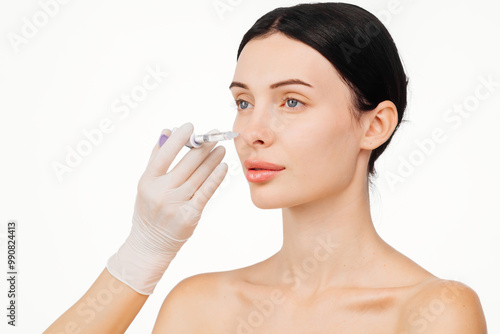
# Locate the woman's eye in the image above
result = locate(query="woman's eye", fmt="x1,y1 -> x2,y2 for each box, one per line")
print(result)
234,98 -> 302,111
236,100 -> 251,110
286,99 -> 298,108
285,98 -> 303,108
239,100 -> 249,109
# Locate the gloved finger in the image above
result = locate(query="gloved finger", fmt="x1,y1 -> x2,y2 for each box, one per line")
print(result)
147,122 -> 194,177
178,144 -> 226,198
167,128 -> 219,188
147,128 -> 172,165
189,162 -> 228,212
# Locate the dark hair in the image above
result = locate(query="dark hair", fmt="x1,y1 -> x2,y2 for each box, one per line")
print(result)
236,2 -> 408,180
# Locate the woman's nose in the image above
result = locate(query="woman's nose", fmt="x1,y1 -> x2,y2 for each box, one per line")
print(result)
236,105 -> 276,149
242,126 -> 274,148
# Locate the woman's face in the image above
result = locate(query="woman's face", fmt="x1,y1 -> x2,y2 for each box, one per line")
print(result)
231,33 -> 367,209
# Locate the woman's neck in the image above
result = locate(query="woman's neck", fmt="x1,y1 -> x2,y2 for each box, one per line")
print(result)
271,181 -> 387,297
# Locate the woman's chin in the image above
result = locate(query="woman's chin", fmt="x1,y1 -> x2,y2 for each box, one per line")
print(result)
252,201 -> 282,210
249,192 -> 284,209
249,190 -> 300,210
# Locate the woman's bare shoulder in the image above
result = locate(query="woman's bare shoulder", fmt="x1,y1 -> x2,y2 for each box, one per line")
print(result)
397,278 -> 487,333
152,269 -> 246,333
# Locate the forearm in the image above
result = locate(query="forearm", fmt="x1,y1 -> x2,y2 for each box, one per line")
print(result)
44,267 -> 149,334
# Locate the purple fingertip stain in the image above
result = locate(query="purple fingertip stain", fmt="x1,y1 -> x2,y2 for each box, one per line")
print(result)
158,134 -> 169,147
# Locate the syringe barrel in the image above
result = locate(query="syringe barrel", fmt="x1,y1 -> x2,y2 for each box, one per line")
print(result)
194,133 -> 226,143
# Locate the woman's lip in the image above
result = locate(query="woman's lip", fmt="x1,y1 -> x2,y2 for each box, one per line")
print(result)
244,159 -> 285,171
245,169 -> 284,183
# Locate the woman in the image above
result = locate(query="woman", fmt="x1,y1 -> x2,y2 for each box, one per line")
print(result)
45,3 -> 487,333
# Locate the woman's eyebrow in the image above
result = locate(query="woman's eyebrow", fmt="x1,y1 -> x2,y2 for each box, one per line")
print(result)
229,79 -> 313,90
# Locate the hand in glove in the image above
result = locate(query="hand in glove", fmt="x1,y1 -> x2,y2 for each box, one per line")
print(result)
106,122 -> 228,295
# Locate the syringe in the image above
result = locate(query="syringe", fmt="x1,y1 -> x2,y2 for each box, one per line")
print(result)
159,128 -> 239,149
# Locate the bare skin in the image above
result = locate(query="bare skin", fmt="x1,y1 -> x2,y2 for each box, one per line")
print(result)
152,33 -> 487,333
44,268 -> 148,333
153,265 -> 485,333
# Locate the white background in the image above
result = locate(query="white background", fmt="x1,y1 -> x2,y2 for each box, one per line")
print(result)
1,0 -> 499,333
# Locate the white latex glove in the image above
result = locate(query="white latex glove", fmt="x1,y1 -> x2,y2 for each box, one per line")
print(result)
106,122 -> 228,295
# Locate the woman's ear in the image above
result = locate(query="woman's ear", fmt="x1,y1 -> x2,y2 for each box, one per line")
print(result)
360,100 -> 399,150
